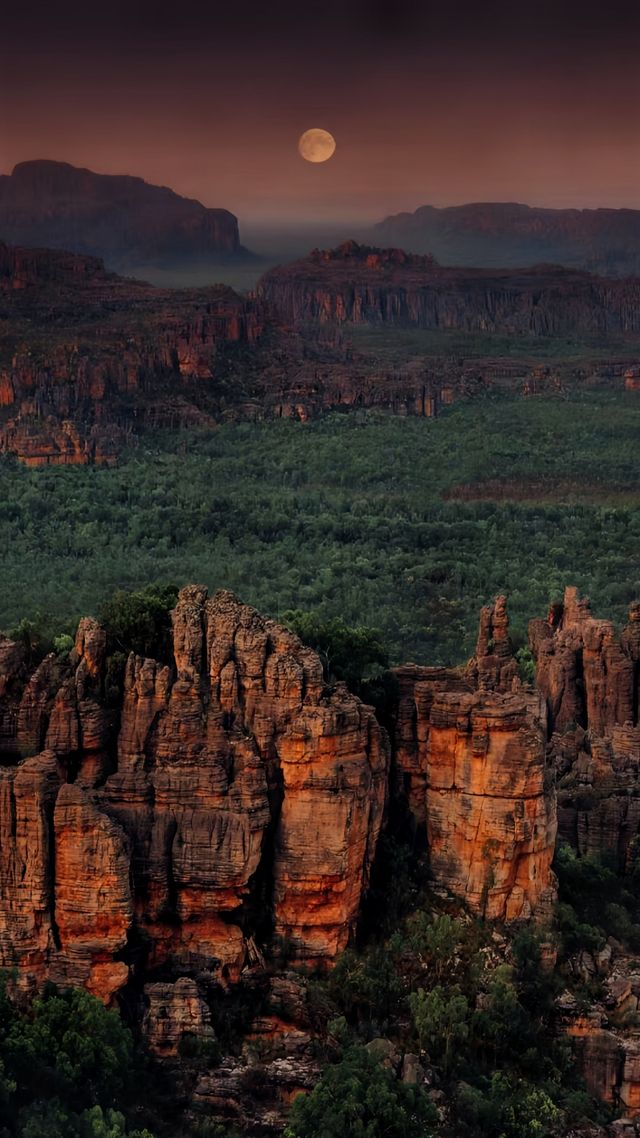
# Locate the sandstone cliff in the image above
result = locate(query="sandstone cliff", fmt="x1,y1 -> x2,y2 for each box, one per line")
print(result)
2,239 -> 640,465
529,587 -> 640,867
0,241 -> 265,464
257,241 -> 640,337
393,597 -> 557,922
0,588 -> 388,1004
528,588 -> 640,1117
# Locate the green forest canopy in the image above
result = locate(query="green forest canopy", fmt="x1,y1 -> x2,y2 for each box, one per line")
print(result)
1,389 -> 639,665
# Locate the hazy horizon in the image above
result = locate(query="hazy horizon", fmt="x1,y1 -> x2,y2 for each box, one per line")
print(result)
2,0 -> 640,224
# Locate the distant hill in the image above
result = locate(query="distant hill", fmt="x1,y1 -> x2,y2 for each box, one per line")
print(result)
368,202 -> 640,276
0,160 -> 248,270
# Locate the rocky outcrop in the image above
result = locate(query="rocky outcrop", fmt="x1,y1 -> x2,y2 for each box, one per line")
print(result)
0,587 -> 389,1002
143,977 -> 215,1057
393,599 -> 557,921
529,588 -> 640,867
0,240 -> 483,465
257,242 -> 640,337
558,944 -> 640,1118
0,160 -> 243,268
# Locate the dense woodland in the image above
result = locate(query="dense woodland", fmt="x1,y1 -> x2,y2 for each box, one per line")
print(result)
1,389 -> 640,664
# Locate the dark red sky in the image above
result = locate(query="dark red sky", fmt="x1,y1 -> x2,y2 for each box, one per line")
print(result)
2,0 -> 640,225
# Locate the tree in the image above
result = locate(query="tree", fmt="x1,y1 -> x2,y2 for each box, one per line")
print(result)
406,913 -> 461,982
282,611 -> 388,692
0,982 -> 152,1137
284,1045 -> 437,1138
99,584 -> 178,661
456,1072 -> 562,1138
6,987 -> 134,1111
408,984 -> 469,1073
78,1106 -> 154,1138
327,942 -> 406,1029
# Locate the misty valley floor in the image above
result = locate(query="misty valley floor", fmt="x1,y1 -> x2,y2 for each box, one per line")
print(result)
2,388 -> 640,661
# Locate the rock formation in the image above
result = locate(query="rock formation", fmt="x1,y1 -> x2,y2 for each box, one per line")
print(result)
257,241 -> 640,336
529,587 -> 640,867
558,945 -> 640,1119
393,598 -> 557,922
4,583 -> 640,1125
0,160 -> 243,268
528,588 -> 640,1118
2,238 -> 640,465
369,200 -> 640,278
0,587 -> 389,1009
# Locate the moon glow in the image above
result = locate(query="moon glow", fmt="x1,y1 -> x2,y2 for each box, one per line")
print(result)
298,128 -> 336,163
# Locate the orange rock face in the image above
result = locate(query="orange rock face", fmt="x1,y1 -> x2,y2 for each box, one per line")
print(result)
394,599 -> 557,921
0,587 -> 389,1002
529,588 -> 640,1119
530,587 -> 640,866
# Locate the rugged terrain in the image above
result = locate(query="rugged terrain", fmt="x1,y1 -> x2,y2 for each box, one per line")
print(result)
2,585 -> 640,1129
0,588 -> 556,1004
0,160 -> 243,269
3,239 -> 640,466
368,202 -> 640,277
258,242 -> 640,336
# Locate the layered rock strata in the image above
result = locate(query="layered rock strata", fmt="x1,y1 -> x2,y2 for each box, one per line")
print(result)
529,588 -> 640,866
529,589 -> 640,1117
258,242 -> 640,336
3,238 -> 640,465
0,588 -> 389,1008
393,598 -> 557,921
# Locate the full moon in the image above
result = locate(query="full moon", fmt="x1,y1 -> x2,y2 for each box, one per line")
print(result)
298,128 -> 336,163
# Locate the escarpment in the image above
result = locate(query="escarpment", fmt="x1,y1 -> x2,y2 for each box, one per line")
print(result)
0,588 -> 389,1003
3,239 -> 640,466
257,241 -> 640,336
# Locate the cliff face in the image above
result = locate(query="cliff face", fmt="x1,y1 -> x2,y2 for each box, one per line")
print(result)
3,239 -> 640,465
369,201 -> 640,277
257,242 -> 640,337
528,589 -> 640,1118
0,588 -> 389,1003
529,587 -> 640,867
0,160 -> 242,267
393,598 -> 557,922
0,241 -> 265,464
